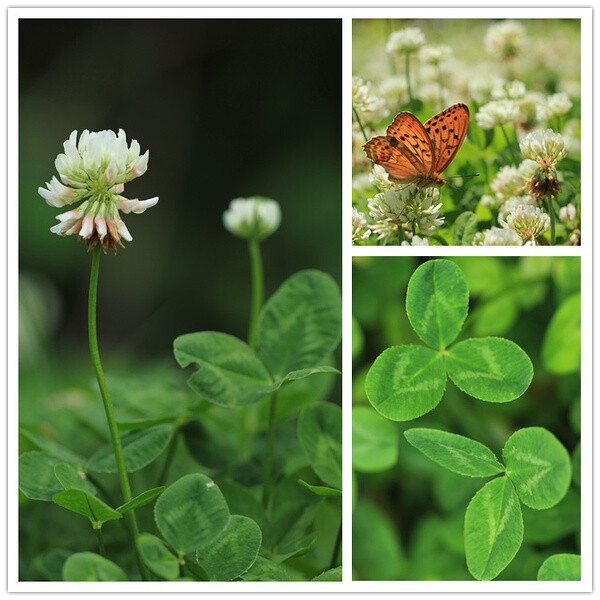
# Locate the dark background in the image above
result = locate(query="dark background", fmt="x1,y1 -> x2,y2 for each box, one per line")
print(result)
19,19 -> 341,360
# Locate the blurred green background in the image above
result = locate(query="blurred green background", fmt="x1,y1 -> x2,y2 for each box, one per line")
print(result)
352,256 -> 581,580
20,18 -> 341,357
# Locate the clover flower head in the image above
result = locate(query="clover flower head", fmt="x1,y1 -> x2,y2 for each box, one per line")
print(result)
38,129 -> 158,252
468,74 -> 504,104
498,195 -> 536,221
379,75 -> 408,107
419,82 -> 448,105
401,234 -> 430,246
491,80 -> 526,100
369,164 -> 393,191
490,165 -> 527,200
352,207 -> 371,244
520,129 -> 567,167
419,44 -> 453,66
223,196 -> 281,242
485,20 -> 528,60
559,203 -> 578,229
480,194 -> 502,210
352,76 -> 388,124
500,204 -> 550,244
386,27 -> 426,55
536,92 -> 573,122
475,99 -> 520,129
474,226 -> 523,246
368,186 -> 444,236
370,220 -> 399,245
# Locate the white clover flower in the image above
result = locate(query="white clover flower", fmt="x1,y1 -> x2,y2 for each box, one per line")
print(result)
474,227 -> 523,246
379,75 -> 408,108
500,204 -> 550,244
468,74 -> 504,104
516,91 -> 546,127
536,92 -> 573,122
559,203 -> 578,229
490,165 -> 527,199
352,76 -> 389,125
498,195 -> 536,221
38,129 -> 158,252
520,129 -> 567,169
419,44 -> 453,66
491,80 -> 526,100
518,158 -> 539,180
475,99 -> 521,129
369,164 -> 393,191
386,27 -> 426,55
223,196 -> 281,241
370,219 -> 399,245
480,194 -> 502,210
352,207 -> 371,244
419,82 -> 448,105
401,235 -> 430,246
368,186 -> 444,236
485,20 -> 528,60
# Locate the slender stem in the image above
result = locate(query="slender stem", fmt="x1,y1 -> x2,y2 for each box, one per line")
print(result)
87,248 -> 149,581
262,391 -> 279,509
545,198 -> 556,244
404,53 -> 413,102
329,520 -> 342,570
96,528 -> 106,557
157,429 -> 179,487
352,107 -> 369,144
247,239 -> 264,350
499,124 -> 518,164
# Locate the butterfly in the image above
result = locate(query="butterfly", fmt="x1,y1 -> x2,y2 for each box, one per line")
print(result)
363,103 -> 469,188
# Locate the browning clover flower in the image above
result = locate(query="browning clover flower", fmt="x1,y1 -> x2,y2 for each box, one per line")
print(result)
38,129 -> 158,253
223,196 -> 281,241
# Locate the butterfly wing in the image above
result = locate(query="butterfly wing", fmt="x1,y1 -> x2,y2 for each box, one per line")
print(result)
423,103 -> 469,175
363,112 -> 434,182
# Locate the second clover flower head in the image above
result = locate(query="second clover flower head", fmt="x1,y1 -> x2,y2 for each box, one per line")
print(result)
38,129 -> 158,253
223,196 -> 281,242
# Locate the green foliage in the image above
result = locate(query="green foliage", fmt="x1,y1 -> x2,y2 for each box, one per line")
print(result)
116,487 -> 165,514
541,293 -> 581,375
352,406 -> 398,473
62,552 -> 127,581
52,490 -> 122,528
139,533 -> 180,581
537,553 -> 581,581
54,463 -> 96,495
19,452 -> 63,501
452,211 -> 478,245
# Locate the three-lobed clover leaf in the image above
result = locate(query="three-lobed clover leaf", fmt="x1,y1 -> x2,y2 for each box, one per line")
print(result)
404,426 -> 572,580
366,259 -> 534,421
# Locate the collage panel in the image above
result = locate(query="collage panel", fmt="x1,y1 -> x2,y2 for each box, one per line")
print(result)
18,18 -> 341,583
352,19 -> 581,247
352,256 -> 581,581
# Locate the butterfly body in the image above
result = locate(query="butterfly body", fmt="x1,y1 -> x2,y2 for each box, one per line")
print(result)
363,103 -> 469,189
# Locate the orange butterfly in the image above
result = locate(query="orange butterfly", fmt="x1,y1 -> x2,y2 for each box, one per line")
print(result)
363,103 -> 469,188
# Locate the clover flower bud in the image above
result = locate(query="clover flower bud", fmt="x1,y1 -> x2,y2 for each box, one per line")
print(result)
223,196 -> 281,242
386,27 -> 426,55
38,129 -> 158,253
559,203 -> 578,229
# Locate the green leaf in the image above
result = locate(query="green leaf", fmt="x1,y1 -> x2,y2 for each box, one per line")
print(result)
139,533 -> 179,581
353,498 -> 405,580
20,429 -> 85,464
273,365 -> 340,389
352,405 -> 398,473
365,345 -> 446,421
352,315 -> 364,360
541,293 -> 580,375
154,474 -> 230,556
522,489 -> 580,544
116,486 -> 165,514
297,402 -> 341,489
445,337 -> 533,403
452,211 -> 478,245
217,480 -> 265,531
62,552 -> 127,581
313,566 -> 342,581
464,476 -> 523,581
572,443 -> 581,487
173,332 -> 274,407
52,489 -> 122,527
54,463 -> 96,494
241,556 -> 291,581
88,425 -> 173,473
257,270 -> 341,379
182,421 -> 236,471
537,553 -> 581,581
503,427 -> 571,509
298,479 -> 342,496
405,260 -> 469,350
196,515 -> 261,581
404,428 -> 504,477
19,452 -> 63,501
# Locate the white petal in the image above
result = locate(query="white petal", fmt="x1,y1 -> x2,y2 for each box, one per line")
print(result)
117,220 -> 133,241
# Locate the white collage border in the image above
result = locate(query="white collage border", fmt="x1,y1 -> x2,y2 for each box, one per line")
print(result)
6,3 -> 594,597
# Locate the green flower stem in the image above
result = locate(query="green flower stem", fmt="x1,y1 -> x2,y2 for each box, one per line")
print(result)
405,53 -> 413,102
88,248 -> 149,581
352,107 -> 369,144
157,429 -> 179,487
545,198 -> 556,244
262,390 -> 279,509
96,528 -> 106,557
247,239 -> 264,350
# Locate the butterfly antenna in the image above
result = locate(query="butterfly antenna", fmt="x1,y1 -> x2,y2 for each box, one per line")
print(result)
446,173 -> 480,181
